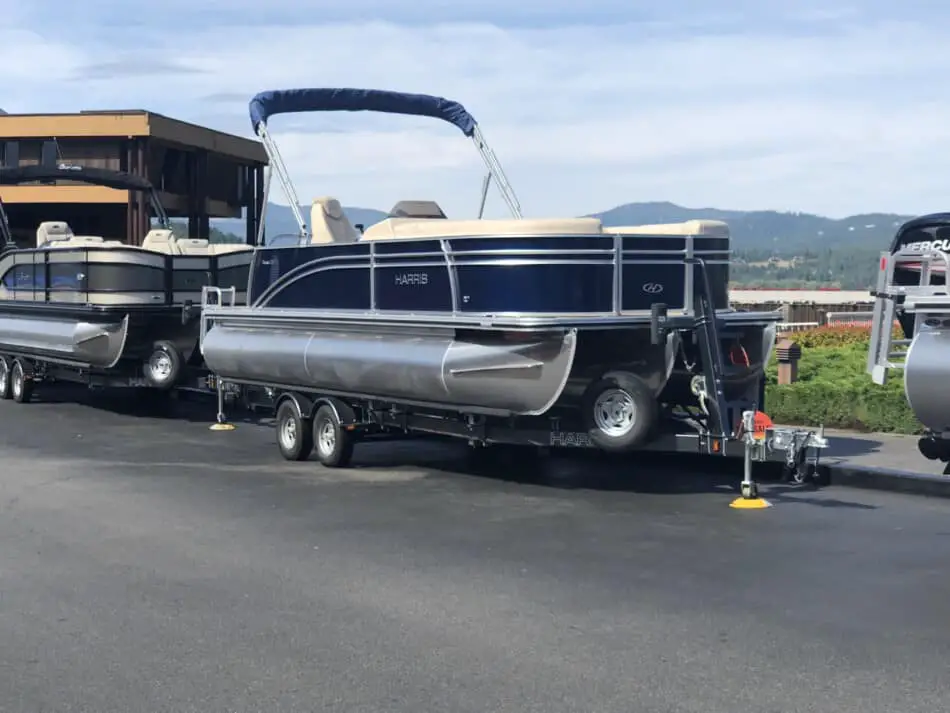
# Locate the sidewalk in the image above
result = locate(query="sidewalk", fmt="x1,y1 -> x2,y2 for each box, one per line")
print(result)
817,428 -> 946,476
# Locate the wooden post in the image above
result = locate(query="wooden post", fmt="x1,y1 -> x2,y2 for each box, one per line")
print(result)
776,339 -> 802,385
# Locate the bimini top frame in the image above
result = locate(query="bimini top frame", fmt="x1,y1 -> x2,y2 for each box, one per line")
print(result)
0,164 -> 171,247
247,87 -> 523,244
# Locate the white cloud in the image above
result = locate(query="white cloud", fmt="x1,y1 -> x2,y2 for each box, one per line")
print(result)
3,6 -> 950,220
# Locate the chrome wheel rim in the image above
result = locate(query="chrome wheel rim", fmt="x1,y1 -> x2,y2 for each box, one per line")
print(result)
593,388 -> 636,437
149,351 -> 173,381
279,415 -> 297,450
318,420 -> 336,455
0,361 -> 8,395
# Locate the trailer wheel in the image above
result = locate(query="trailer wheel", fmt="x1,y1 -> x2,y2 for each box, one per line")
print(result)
275,399 -> 314,461
312,404 -> 354,468
143,341 -> 182,390
10,359 -> 33,404
0,357 -> 11,400
581,371 -> 656,452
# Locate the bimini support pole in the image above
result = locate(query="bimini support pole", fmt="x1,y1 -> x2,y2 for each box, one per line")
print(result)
257,123 -> 309,240
256,166 -> 272,246
477,173 -> 491,219
471,125 -> 522,219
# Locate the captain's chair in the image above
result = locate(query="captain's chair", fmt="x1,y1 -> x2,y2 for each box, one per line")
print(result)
141,229 -> 180,254
310,197 -> 360,245
36,221 -> 74,248
177,238 -> 212,255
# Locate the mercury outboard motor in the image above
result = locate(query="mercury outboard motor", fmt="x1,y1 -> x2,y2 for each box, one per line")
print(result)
887,213 -> 950,338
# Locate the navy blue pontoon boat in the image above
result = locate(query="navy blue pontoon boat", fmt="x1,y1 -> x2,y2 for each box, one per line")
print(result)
200,88 -> 827,488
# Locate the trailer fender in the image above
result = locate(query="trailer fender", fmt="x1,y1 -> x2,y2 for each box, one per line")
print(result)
274,391 -> 314,421
310,395 -> 357,426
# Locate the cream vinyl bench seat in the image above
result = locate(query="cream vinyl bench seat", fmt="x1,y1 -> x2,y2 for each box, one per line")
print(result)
603,219 -> 730,239
360,216 -> 604,241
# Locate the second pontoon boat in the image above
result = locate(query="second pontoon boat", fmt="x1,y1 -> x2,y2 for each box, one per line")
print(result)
0,164 -> 254,402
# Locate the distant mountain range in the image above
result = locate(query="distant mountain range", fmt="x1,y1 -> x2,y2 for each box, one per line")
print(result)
214,200 -> 915,253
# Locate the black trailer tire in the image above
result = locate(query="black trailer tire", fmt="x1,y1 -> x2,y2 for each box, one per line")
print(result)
275,399 -> 314,461
312,404 -> 354,468
581,371 -> 657,452
10,359 -> 33,404
0,357 -> 11,400
143,341 -> 183,390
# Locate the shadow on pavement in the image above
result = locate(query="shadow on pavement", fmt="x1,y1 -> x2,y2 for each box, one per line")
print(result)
14,384 -> 880,508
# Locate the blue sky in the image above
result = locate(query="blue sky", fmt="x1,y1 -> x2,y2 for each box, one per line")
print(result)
2,0 -> 947,219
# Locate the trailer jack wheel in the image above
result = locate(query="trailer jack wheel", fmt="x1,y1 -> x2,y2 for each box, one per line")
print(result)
10,359 -> 33,404
312,405 -> 354,468
276,399 -> 314,462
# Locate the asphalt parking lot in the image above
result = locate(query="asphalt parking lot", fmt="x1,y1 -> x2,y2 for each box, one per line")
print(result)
1,389 -> 950,712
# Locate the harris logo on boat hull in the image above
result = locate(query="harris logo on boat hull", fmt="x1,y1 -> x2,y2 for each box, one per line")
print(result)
641,282 -> 664,294
395,272 -> 429,286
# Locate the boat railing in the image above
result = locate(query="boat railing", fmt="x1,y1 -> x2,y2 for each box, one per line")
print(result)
198,231 -> 769,333
200,286 -> 237,353
250,232 -> 730,319
867,247 -> 950,384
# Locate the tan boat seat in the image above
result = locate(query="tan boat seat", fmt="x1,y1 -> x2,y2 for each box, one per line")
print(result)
141,229 -> 180,254
36,221 -> 75,247
360,216 -> 604,241
604,219 -> 730,238
310,197 -> 360,245
54,235 -> 126,248
176,238 -> 213,255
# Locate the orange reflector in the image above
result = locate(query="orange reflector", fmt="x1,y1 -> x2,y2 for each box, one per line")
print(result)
752,411 -> 772,440
736,411 -> 773,441
712,439 -> 721,453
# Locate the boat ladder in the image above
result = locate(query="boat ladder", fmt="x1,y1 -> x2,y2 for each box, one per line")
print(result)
867,247 -> 950,385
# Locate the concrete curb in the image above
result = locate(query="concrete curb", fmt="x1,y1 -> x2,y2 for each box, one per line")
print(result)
827,463 -> 950,499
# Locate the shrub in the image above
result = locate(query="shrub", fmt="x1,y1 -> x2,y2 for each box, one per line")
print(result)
764,324 -> 922,433
787,322 -> 902,349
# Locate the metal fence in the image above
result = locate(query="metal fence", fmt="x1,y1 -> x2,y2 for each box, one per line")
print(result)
825,310 -> 874,325
732,300 -> 875,326
776,322 -> 820,333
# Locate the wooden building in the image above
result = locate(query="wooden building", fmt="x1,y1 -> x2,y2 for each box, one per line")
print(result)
0,110 -> 267,247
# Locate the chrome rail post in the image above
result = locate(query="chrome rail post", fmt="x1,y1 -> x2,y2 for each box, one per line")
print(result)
683,235 -> 695,315
369,242 -> 377,313
441,239 -> 460,314
612,233 -> 622,315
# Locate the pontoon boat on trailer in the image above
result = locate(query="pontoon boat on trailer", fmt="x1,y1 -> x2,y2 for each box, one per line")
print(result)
868,213 -> 950,469
0,164 -> 254,402
199,88 -> 827,490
